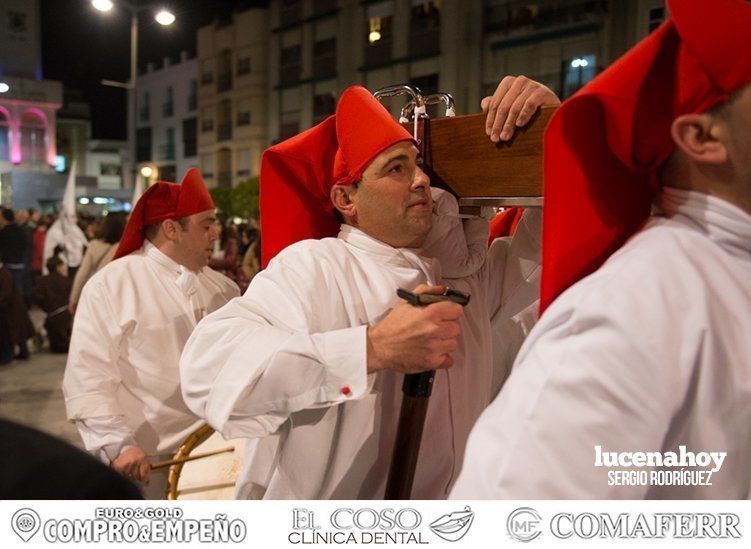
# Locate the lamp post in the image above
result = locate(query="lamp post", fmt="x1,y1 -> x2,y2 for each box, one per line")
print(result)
91,0 -> 175,190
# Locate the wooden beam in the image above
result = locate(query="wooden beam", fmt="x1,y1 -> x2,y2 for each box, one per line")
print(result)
418,106 -> 556,199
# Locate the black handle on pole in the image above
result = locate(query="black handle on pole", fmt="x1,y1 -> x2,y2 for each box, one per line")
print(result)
384,288 -> 470,500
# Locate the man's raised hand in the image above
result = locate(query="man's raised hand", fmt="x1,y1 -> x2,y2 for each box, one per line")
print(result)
481,75 -> 561,143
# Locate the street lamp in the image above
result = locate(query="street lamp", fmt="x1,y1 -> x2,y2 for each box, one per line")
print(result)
91,1 -> 175,190
140,165 -> 155,179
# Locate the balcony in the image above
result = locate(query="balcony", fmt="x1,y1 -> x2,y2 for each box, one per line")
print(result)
157,143 -> 175,161
483,0 -> 607,34
364,37 -> 392,67
217,73 -> 232,93
313,0 -> 337,16
237,112 -> 251,126
279,63 -> 302,85
162,102 -> 174,118
217,123 -> 232,141
217,171 -> 232,189
409,24 -> 441,58
313,55 -> 337,79
280,0 -> 302,26
279,121 -> 300,141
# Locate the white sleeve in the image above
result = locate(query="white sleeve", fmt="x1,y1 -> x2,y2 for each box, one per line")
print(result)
180,257 -> 370,440
75,416 -> 137,463
451,270 -> 686,499
422,188 -> 489,279
63,278 -> 126,419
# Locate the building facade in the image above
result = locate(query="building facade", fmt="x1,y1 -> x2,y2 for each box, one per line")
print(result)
129,52 -> 199,187
197,8 -> 269,189
0,0 -> 64,206
266,0 -> 666,143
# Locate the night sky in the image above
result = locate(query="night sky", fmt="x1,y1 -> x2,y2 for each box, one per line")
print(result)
41,0 -> 268,140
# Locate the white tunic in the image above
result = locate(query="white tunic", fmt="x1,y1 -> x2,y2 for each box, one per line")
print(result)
43,217 -> 88,272
451,187 -> 751,499
180,198 -> 542,499
63,243 -> 239,457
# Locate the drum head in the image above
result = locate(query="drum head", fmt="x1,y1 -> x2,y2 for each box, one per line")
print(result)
167,426 -> 245,499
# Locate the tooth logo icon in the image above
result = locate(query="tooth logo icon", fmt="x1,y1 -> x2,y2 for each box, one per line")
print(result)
12,508 -> 41,542
429,506 -> 475,542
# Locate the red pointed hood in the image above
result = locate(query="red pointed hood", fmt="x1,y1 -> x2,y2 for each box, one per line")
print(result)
540,0 -> 751,313
260,86 -> 415,267
114,168 -> 214,260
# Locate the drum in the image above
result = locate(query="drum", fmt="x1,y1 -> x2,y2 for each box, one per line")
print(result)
166,424 -> 245,500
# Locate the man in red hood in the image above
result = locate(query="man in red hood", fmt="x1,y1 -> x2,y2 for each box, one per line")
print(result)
453,0 -> 751,499
180,77 -> 559,499
63,169 -> 239,498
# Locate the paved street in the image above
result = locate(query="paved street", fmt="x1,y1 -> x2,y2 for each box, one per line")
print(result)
0,311 -> 83,450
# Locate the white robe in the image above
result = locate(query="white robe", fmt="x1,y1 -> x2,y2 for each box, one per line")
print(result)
43,216 -> 88,273
180,194 -> 542,499
451,187 -> 751,499
63,243 -> 240,458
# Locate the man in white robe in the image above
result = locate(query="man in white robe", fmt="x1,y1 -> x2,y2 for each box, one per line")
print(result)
180,81 -> 559,499
451,0 -> 751,499
63,169 -> 239,498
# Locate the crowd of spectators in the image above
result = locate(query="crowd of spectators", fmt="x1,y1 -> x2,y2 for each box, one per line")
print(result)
0,205 -> 260,364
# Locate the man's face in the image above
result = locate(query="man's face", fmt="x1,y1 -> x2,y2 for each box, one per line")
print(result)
349,142 -> 433,248
15,210 -> 28,225
174,210 -> 219,270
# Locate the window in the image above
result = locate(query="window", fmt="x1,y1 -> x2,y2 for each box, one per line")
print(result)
163,86 -> 174,117
561,55 -> 597,98
237,148 -> 252,177
217,148 -> 232,188
648,7 -> 665,33
279,110 -> 300,141
201,153 -> 214,178
280,45 -> 302,85
237,98 -> 251,126
158,127 -> 175,160
183,117 -> 197,157
280,0 -> 302,26
100,163 -> 121,176
136,127 -> 152,162
313,38 -> 337,79
20,110 -> 46,164
0,110 -> 9,161
188,79 -> 197,111
201,108 -> 214,133
237,49 -> 251,75
364,1 -> 394,66
313,0 -> 337,16
409,0 -> 441,58
201,60 -> 214,85
218,100 -> 232,141
410,74 -> 440,118
218,49 -> 233,92
313,92 -> 336,125
139,91 -> 150,122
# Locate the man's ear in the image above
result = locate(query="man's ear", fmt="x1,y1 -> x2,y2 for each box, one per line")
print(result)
671,113 -> 728,165
161,218 -> 181,242
330,185 -> 357,219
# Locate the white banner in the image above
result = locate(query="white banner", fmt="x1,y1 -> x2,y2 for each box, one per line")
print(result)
1,500 -> 748,549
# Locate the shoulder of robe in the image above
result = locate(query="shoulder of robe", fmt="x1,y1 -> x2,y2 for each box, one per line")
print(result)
266,237 -> 346,274
201,267 -> 241,297
546,220 -> 708,325
83,253 -> 145,293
